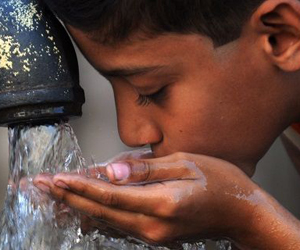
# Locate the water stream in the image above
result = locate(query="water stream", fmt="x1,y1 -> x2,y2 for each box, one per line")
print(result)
0,123 -> 231,250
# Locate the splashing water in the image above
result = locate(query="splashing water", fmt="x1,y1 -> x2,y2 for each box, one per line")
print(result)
0,123 -> 231,250
0,123 -> 85,250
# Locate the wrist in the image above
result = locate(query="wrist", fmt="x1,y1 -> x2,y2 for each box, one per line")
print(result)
230,188 -> 300,249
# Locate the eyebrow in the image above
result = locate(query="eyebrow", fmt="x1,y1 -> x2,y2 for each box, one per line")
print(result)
97,65 -> 166,77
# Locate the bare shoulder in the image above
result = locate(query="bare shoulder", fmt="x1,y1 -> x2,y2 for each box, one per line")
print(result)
281,126 -> 300,174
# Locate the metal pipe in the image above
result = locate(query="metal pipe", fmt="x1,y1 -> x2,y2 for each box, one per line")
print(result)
0,0 -> 85,127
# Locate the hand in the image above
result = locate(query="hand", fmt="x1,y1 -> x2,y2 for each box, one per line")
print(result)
80,149 -> 153,180
33,152 -> 300,249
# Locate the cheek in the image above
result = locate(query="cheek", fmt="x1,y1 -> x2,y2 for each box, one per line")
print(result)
163,113 -> 226,155
159,89 -> 228,154
158,75 -> 260,158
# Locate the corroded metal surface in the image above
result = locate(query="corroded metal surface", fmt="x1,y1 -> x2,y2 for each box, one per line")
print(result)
0,0 -> 85,126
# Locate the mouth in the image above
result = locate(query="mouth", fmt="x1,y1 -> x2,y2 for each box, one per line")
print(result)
135,147 -> 154,159
150,145 -> 168,158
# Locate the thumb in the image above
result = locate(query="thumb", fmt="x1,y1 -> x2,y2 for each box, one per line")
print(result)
106,153 -> 201,185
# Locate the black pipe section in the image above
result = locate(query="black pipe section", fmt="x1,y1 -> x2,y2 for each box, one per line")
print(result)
0,0 -> 85,127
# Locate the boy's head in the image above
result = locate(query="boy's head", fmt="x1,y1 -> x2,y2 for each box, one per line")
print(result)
43,0 -> 264,46
44,0 -> 300,176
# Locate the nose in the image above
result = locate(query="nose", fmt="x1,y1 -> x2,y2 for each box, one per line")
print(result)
116,106 -> 163,148
112,80 -> 163,148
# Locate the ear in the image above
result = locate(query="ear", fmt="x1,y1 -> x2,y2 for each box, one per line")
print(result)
251,0 -> 300,72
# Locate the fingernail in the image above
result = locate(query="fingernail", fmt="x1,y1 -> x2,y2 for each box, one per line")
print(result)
108,163 -> 130,181
35,183 -> 50,194
55,181 -> 69,189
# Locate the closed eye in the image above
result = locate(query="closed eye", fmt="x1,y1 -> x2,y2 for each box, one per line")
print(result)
136,86 -> 167,106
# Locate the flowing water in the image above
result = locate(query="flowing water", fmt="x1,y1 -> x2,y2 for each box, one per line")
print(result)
0,123 -> 231,250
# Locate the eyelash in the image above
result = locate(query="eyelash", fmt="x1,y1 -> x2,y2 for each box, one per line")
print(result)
136,87 -> 167,106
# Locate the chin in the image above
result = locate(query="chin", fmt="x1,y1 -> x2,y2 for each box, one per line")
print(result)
229,159 -> 258,177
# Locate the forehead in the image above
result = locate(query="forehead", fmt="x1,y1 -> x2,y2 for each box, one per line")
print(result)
67,26 -> 215,70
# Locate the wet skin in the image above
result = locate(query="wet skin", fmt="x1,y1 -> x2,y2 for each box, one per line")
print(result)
34,0 -> 300,249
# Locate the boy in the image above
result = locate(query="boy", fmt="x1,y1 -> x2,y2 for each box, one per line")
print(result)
34,0 -> 300,249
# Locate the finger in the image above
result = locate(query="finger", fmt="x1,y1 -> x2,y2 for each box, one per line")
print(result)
86,149 -> 153,180
84,149 -> 152,180
50,173 -> 199,218
46,184 -> 157,242
34,176 -> 185,247
84,166 -> 108,180
34,174 -> 145,228
106,152 -> 202,184
80,214 -> 110,234
33,173 -> 55,193
80,215 -> 132,239
49,186 -> 183,246
34,175 -> 180,245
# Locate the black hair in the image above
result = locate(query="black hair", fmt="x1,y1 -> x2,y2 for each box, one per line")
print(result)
43,0 -> 264,46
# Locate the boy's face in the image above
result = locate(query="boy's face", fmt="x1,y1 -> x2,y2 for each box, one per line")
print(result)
68,27 -> 288,175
